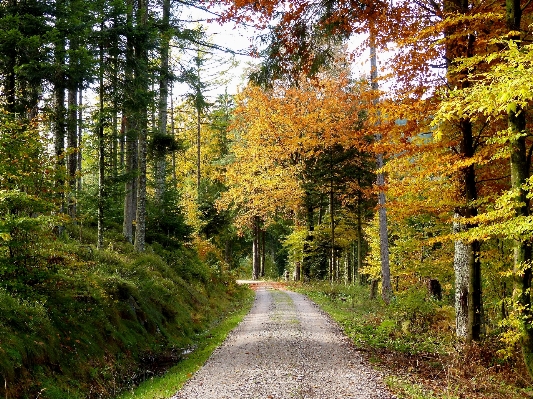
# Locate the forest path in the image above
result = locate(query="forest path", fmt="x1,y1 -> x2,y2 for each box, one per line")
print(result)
170,282 -> 395,399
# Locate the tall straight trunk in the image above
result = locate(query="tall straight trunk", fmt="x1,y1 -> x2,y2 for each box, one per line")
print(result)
134,0 -> 149,253
370,26 -> 392,303
196,103 -> 201,197
156,0 -> 171,203
54,31 -> 67,223
252,216 -> 260,280
507,0 -> 533,377
302,200 -> 314,280
77,89 -> 83,191
67,86 -> 78,219
345,252 -> 352,284
123,0 -> 137,243
170,84 -> 177,188
357,190 -> 363,279
260,229 -> 266,277
453,120 -> 482,342
5,41 -> 15,114
111,43 -> 119,178
443,0 -> 482,343
97,36 -> 105,251
5,0 -> 16,113
330,176 -> 335,282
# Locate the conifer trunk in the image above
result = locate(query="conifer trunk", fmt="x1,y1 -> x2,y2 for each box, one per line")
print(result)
54,22 -> 66,224
77,89 -> 83,192
155,0 -> 170,203
134,0 -> 149,253
123,0 -> 137,243
67,85 -> 78,219
97,33 -> 105,250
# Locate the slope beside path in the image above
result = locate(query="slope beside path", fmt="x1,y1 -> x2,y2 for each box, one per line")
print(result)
171,283 -> 395,399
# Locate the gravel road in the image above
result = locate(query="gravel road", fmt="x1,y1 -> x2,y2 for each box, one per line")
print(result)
171,283 -> 395,399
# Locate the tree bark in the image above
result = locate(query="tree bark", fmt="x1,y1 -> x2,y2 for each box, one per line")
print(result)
505,0 -> 533,377
252,216 -> 261,280
77,89 -> 83,192
97,33 -> 105,250
370,24 -> 392,303
67,85 -> 78,219
155,0 -> 171,203
443,0 -> 482,343
260,229 -> 266,277
54,14 -> 67,228
357,190 -> 363,281
123,0 -> 137,243
330,174 -> 336,282
134,0 -> 149,253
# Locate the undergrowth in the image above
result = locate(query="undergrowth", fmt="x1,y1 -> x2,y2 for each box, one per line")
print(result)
0,225 -> 247,399
294,281 -> 533,399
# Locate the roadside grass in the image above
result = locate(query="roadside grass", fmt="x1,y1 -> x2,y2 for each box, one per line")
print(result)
0,223 -> 252,399
115,287 -> 255,399
293,281 -> 533,399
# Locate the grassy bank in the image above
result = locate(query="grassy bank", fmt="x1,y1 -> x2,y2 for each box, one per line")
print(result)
0,227 -> 249,399
294,282 -> 533,399
116,287 -> 254,398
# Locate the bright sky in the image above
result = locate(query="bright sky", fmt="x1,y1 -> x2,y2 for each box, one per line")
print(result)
179,4 -> 260,98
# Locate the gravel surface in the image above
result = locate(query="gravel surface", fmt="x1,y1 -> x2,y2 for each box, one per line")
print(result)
171,284 -> 395,399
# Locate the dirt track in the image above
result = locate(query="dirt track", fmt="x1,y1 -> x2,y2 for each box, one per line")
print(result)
171,282 -> 395,399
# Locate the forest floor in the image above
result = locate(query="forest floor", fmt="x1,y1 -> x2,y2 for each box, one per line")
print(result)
170,281 -> 395,398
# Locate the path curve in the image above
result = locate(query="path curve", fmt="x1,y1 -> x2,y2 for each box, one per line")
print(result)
171,283 -> 395,399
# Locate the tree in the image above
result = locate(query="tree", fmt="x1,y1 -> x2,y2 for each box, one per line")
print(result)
426,0 -> 533,375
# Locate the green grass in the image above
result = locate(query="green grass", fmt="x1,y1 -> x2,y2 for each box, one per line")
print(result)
385,376 -> 459,399
295,282 -> 453,355
293,281 -> 532,399
116,288 -> 255,399
0,224 -> 252,399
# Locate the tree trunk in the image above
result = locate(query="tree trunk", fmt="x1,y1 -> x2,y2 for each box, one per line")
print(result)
357,191 -> 363,281
77,89 -> 83,192
330,176 -> 336,282
155,0 -> 170,203
196,98 -> 202,198
260,229 -> 266,277
123,0 -> 137,243
170,83 -> 177,188
442,0 -> 482,343
97,35 -> 105,251
134,0 -> 149,253
505,0 -> 533,377
453,120 -> 482,342
302,200 -> 314,280
252,216 -> 260,280
54,33 -> 66,228
67,84 -> 78,219
453,213 -> 475,340
370,24 -> 392,303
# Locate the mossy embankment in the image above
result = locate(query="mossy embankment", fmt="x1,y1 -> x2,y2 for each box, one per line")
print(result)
0,227 -> 249,399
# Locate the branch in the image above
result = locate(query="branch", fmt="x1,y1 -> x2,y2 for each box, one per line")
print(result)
171,38 -> 252,57
476,175 -> 511,184
173,0 -> 258,29
473,120 -> 489,152
522,0 -> 533,12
